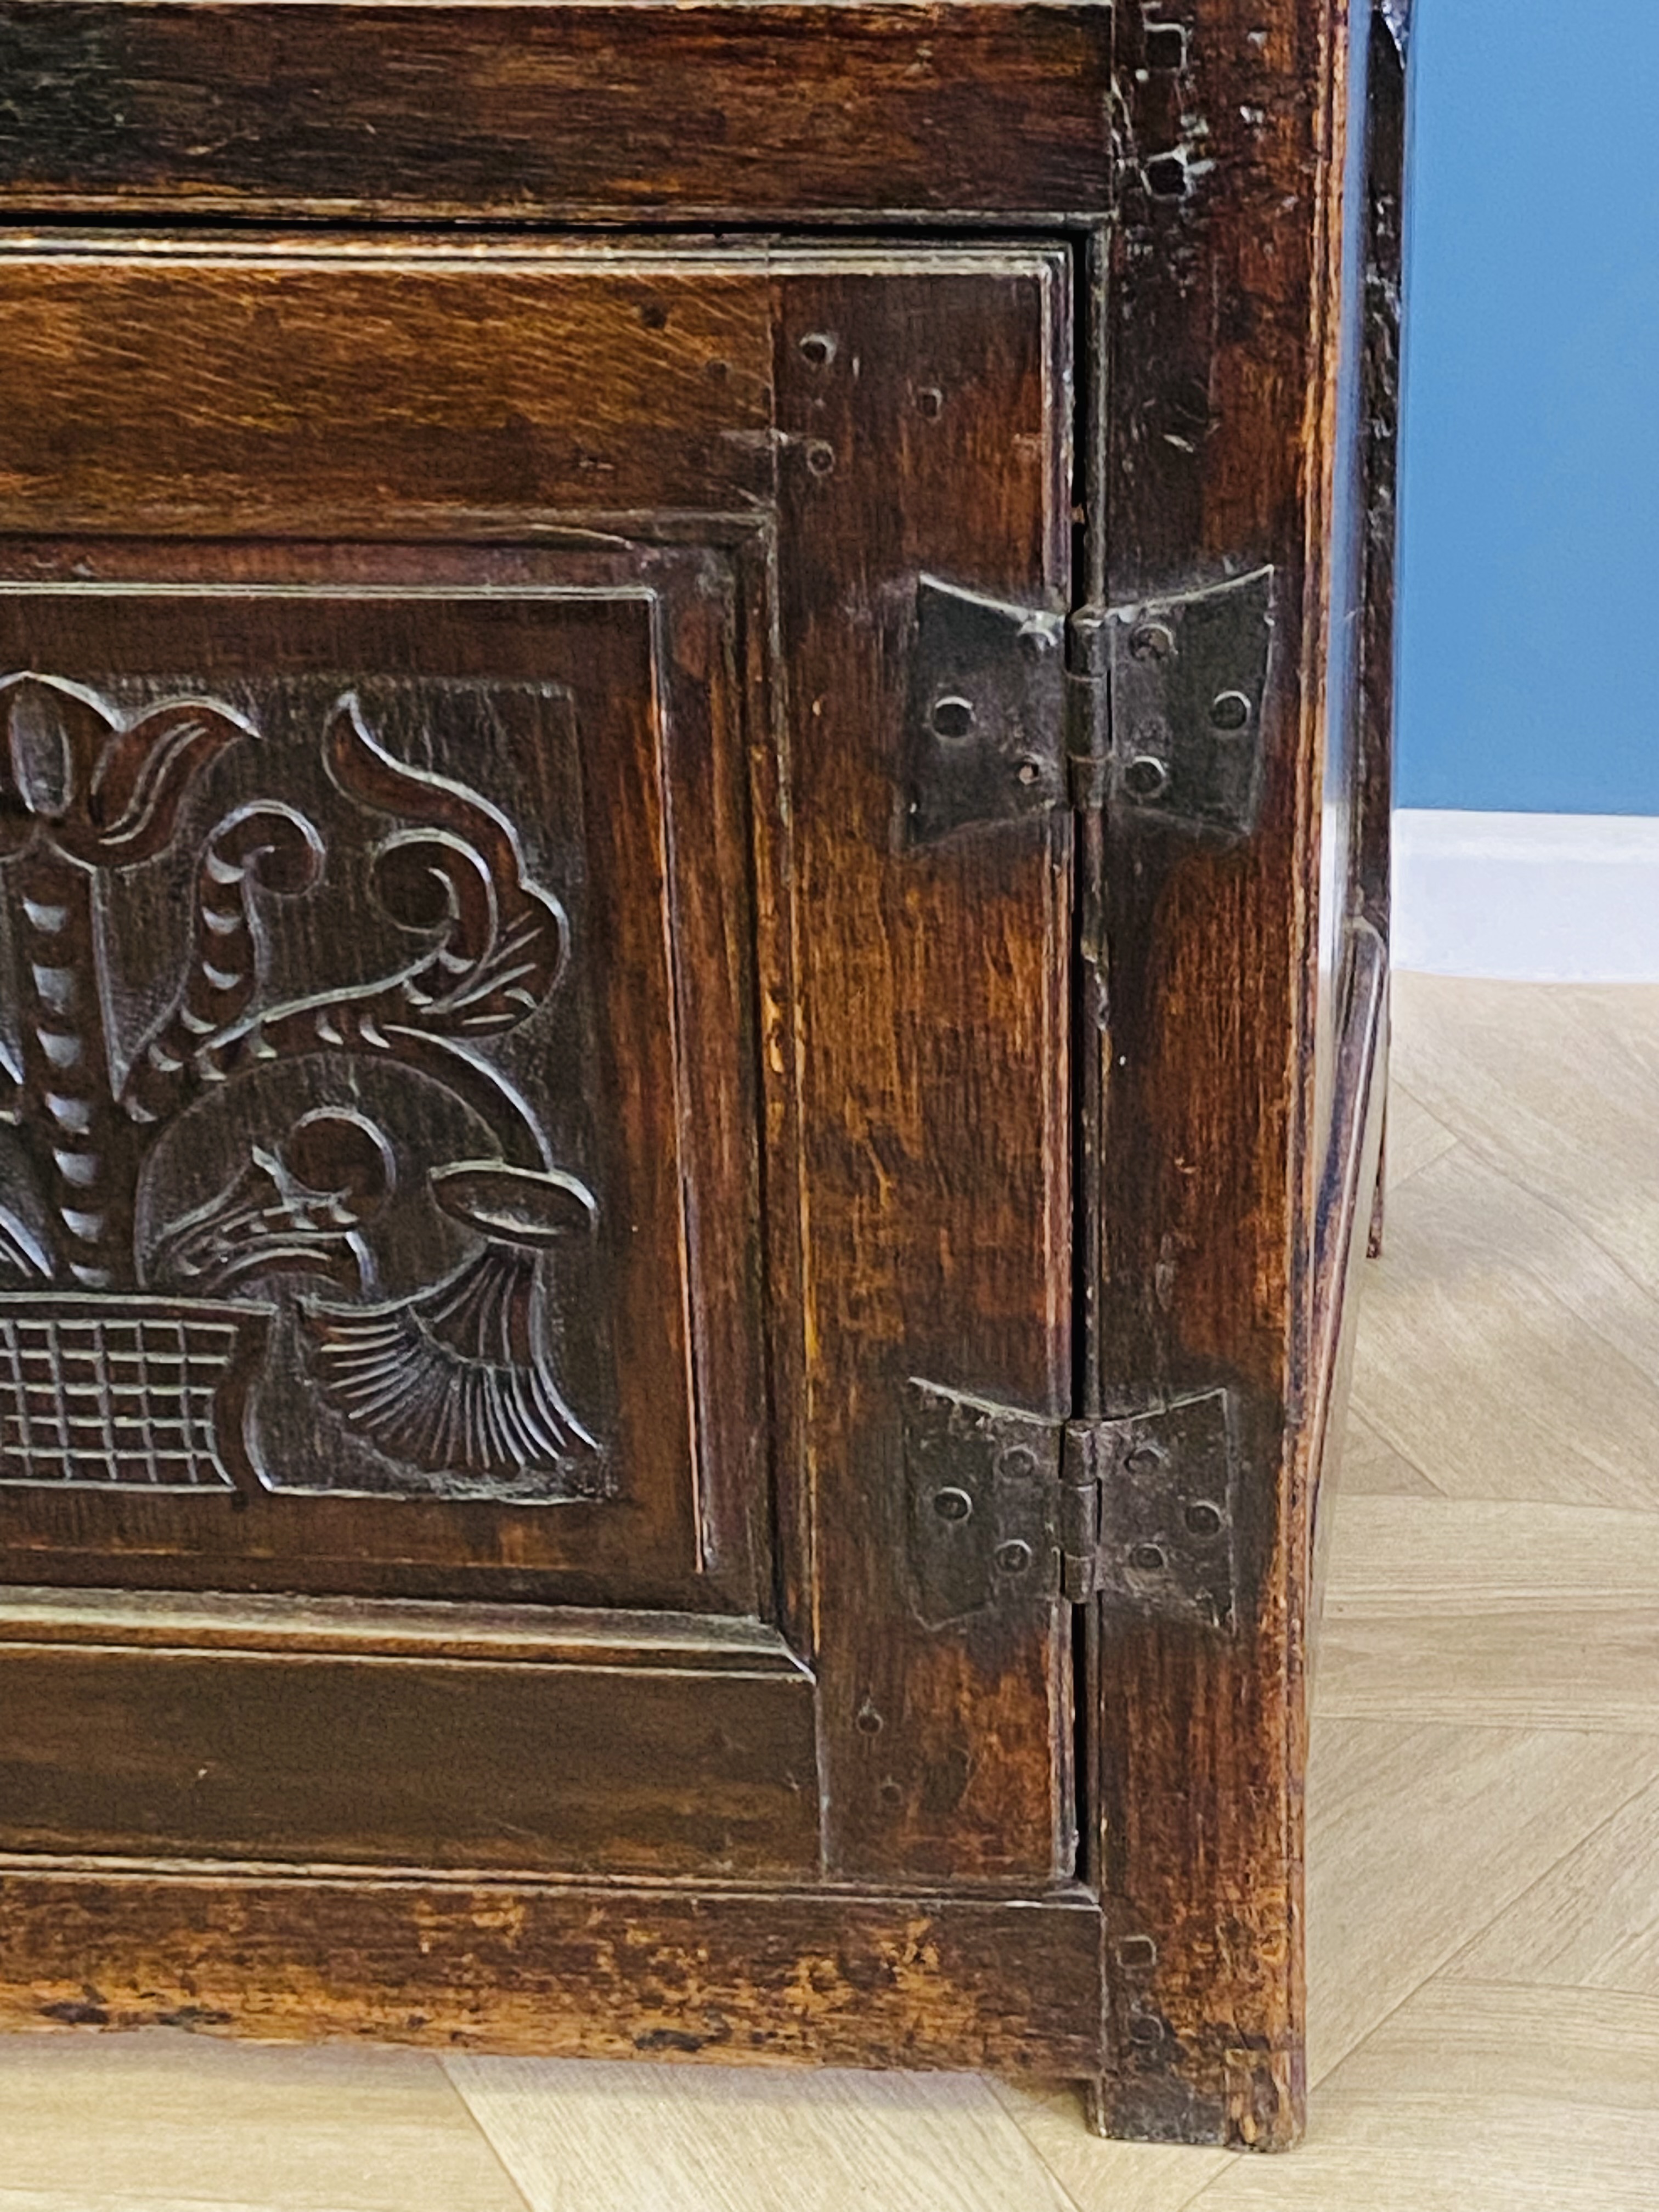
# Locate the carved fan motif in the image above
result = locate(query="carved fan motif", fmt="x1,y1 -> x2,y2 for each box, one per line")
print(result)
304,1161 -> 601,1483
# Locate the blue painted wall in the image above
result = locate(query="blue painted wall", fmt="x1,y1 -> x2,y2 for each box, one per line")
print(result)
1398,0 -> 1659,814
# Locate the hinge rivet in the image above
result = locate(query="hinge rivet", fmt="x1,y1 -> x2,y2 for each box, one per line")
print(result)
930,694 -> 975,741
1128,1542 -> 1167,1573
998,1445 -> 1039,1481
995,1539 -> 1034,1576
1018,617 -> 1060,661
1015,757 -> 1042,786
1210,689 -> 1252,731
1128,620 -> 1174,663
1125,1443 -> 1166,1478
1123,755 -> 1171,800
1185,1500 -> 1225,1538
932,1485 -> 973,1523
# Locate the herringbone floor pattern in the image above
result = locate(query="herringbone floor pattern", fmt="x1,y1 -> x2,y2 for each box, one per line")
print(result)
4,975 -> 1656,2211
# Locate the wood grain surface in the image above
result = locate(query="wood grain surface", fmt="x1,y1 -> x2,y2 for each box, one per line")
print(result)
0,4 -> 1115,221
1085,0 -> 1360,2145
0,0 -> 1409,2144
0,1639 -> 822,1877
0,1872 -> 1106,2077
0,242 -> 776,534
772,258 -> 1076,1886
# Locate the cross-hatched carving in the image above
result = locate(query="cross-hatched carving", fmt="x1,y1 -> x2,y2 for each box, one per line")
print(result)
0,1304 -> 247,1488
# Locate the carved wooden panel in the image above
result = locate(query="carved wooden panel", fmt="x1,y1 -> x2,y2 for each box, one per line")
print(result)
0,667 -> 601,1501
0,555 -> 766,1610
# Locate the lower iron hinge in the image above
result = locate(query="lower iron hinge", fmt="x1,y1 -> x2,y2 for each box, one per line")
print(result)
904,1380 -> 1239,1632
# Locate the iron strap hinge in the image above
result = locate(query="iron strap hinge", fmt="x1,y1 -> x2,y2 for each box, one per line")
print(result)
903,1379 -> 1240,1633
906,568 -> 1276,842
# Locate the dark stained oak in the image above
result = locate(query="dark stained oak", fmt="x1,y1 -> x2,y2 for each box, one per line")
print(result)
0,550 -> 759,1612
772,258 -> 1076,1888
0,0 -> 1403,2151
0,239 -> 1084,2007
1082,0 -> 1406,2148
0,1634 -> 821,1878
0,242 -> 776,533
0,4 -> 1114,221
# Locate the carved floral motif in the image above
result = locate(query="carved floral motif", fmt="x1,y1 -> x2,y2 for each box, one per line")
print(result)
0,675 -> 601,1499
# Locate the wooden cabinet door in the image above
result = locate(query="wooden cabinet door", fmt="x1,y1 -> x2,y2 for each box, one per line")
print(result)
0,239 -> 1073,1900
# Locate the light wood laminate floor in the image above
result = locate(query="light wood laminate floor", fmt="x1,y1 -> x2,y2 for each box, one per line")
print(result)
5,975 -> 1656,2211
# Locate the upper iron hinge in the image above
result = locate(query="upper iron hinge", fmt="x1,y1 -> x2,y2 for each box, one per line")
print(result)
903,1379 -> 1240,1632
905,568 -> 1275,843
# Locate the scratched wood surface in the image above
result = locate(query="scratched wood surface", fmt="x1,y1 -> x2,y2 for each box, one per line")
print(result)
771,258 -> 1075,1886
0,1875 -> 1107,2076
0,244 -> 776,532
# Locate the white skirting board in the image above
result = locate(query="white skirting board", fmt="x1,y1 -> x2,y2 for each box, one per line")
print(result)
1392,810 -> 1659,983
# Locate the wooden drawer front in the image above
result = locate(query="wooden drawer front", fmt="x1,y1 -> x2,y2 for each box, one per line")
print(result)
0,3 -> 1113,222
